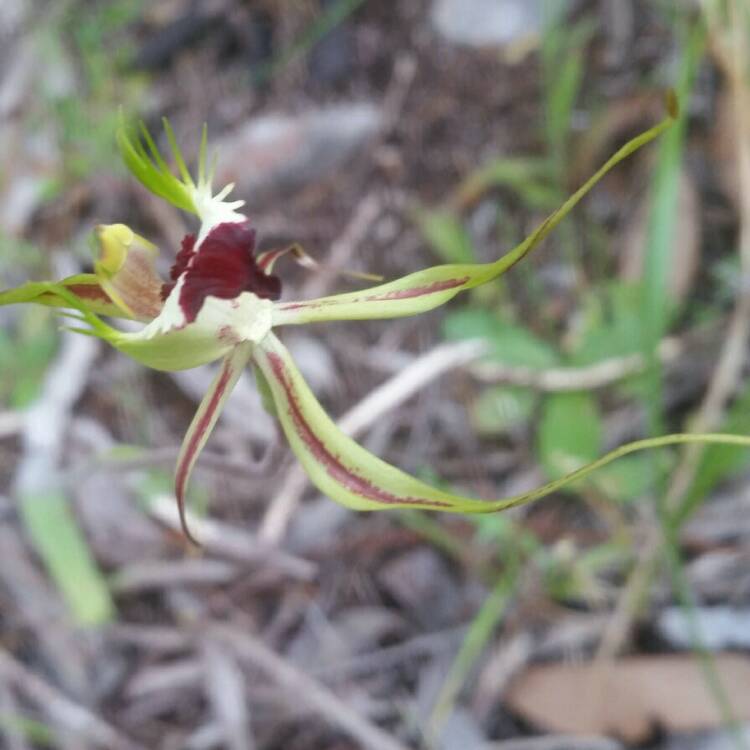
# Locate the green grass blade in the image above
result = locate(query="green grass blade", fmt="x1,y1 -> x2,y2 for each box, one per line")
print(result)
20,490 -> 114,626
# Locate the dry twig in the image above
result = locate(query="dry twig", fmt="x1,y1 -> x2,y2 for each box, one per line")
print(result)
216,625 -> 413,750
149,494 -> 316,581
0,648 -> 144,750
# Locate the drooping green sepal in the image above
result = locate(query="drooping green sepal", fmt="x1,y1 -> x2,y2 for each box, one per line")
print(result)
253,332 -> 750,517
254,332 -> 522,512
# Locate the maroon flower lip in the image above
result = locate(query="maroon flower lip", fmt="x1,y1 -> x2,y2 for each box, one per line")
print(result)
161,221 -> 282,323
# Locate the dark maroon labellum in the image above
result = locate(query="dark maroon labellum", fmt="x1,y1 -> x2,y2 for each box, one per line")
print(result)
160,233 -> 197,301
165,221 -> 282,323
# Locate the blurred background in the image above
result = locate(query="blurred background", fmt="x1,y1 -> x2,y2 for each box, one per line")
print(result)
1,0 -> 750,748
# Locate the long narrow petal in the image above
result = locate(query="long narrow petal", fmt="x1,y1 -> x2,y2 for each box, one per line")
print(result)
257,243 -> 317,274
253,332 -> 521,512
253,331 -> 750,515
257,242 -> 383,283
0,275 -> 137,319
174,342 -> 254,543
273,109 -> 674,327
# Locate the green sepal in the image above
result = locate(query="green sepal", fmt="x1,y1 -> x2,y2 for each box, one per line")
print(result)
273,108 -> 675,327
0,275 -> 136,320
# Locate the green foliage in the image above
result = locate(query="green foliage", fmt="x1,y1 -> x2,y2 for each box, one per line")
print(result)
0,309 -> 58,408
538,392 -> 602,478
541,5 -> 595,173
676,384 -> 750,525
443,309 -> 558,368
20,490 -> 114,626
454,156 -> 560,211
593,453 -> 670,502
37,0 -> 145,182
0,714 -> 55,747
470,386 -> 536,436
639,20 -> 705,433
568,282 -> 648,365
417,210 -> 477,264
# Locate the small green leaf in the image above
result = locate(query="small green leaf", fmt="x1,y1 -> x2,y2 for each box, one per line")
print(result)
444,309 -> 558,368
0,309 -> 58,408
417,210 -> 476,264
569,282 -> 646,365
538,392 -> 602,480
20,490 -> 114,626
471,386 -> 536,436
455,156 -> 557,210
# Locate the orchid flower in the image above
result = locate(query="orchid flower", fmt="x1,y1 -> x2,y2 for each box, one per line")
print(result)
4,100 -> 749,545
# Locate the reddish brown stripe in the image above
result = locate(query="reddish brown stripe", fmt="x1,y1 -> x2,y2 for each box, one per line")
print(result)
174,359 -> 235,543
277,301 -> 322,311
363,276 -> 470,302
277,276 -> 470,312
267,351 -> 451,509
65,283 -> 111,303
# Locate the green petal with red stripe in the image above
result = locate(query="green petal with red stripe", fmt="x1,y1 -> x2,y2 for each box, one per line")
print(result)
254,332 -> 750,516
174,342 -> 254,543
0,275 -> 136,320
254,331 -> 523,512
273,111 -> 674,327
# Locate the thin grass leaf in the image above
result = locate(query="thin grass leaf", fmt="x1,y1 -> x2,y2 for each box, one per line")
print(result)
20,490 -> 114,626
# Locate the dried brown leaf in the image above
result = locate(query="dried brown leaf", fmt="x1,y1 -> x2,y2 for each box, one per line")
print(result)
506,655 -> 750,742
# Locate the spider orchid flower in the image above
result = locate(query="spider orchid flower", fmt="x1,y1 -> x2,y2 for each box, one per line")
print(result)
8,99 -> 744,545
